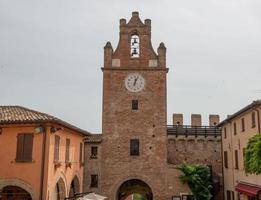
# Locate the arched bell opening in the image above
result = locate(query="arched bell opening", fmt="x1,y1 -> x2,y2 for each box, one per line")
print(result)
130,34 -> 140,58
117,179 -> 153,200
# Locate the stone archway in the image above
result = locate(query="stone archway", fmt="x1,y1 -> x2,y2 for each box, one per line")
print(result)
0,185 -> 32,200
117,179 -> 153,200
69,175 -> 80,198
54,178 -> 66,200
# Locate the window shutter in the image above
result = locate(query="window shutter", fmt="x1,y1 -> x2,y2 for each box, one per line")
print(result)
252,112 -> 256,128
23,134 -> 33,161
16,134 -> 24,161
235,150 -> 239,169
224,151 -> 228,168
54,135 -> 60,162
65,138 -> 70,162
233,122 -> 237,135
79,143 -> 83,164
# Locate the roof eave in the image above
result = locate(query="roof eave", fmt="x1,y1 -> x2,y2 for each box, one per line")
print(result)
218,100 -> 261,127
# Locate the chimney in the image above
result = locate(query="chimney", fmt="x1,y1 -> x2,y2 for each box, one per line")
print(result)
209,115 -> 220,126
173,113 -> 183,125
191,114 -> 202,126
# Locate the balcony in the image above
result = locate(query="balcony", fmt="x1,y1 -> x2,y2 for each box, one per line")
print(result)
167,125 -> 221,137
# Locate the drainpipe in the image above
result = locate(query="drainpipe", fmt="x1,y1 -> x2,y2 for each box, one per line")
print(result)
220,127 -> 225,200
40,126 -> 47,200
228,121 -> 235,194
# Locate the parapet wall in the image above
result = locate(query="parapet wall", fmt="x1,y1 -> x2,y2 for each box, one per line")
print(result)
173,113 -> 220,126
168,113 -> 223,200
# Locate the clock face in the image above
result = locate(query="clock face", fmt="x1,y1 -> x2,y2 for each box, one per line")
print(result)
125,73 -> 145,92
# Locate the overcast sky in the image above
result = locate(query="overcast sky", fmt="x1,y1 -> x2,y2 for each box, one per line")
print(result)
0,0 -> 261,133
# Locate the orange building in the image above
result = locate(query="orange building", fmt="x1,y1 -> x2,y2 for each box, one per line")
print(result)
0,106 -> 89,200
219,100 -> 261,200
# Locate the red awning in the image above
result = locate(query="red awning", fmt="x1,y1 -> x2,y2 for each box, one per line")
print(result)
235,183 -> 261,197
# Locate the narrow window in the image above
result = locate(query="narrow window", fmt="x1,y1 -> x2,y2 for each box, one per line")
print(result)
233,122 -> 237,135
241,118 -> 245,132
130,139 -> 139,156
227,190 -> 231,200
65,138 -> 70,162
79,143 -> 83,166
90,174 -> 98,188
235,150 -> 239,169
224,151 -> 228,168
91,146 -> 98,159
224,127 -> 227,139
252,112 -> 256,128
54,135 -> 60,162
130,34 -> 140,58
132,100 -> 138,110
16,133 -> 33,162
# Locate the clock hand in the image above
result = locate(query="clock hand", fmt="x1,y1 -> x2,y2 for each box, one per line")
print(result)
133,77 -> 138,86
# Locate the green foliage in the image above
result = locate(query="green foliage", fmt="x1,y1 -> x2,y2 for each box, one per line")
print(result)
244,134 -> 261,174
133,193 -> 146,200
177,163 -> 213,200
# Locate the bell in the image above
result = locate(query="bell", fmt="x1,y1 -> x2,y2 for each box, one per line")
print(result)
131,48 -> 138,56
132,38 -> 138,45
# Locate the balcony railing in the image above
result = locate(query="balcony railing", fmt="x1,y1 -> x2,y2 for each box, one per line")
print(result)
167,125 -> 221,137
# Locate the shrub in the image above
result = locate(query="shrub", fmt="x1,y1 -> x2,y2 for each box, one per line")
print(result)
177,163 -> 213,200
244,134 -> 261,174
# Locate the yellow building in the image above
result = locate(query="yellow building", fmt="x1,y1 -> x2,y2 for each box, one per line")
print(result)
219,100 -> 261,200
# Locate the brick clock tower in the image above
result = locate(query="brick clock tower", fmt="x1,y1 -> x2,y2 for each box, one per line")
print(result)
100,12 -> 169,200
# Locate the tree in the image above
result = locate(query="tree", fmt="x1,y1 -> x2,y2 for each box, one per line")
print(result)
177,163 -> 213,200
133,193 -> 146,200
244,134 -> 261,174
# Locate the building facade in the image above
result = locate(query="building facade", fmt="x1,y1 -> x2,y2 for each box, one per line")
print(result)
0,106 -> 88,200
219,101 -> 261,200
84,12 -> 223,200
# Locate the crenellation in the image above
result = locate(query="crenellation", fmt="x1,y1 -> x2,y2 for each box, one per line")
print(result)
209,114 -> 220,126
191,114 -> 202,126
172,113 -> 183,125
172,113 -> 220,126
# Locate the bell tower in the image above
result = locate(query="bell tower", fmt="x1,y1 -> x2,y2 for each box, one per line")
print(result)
101,12 -> 169,199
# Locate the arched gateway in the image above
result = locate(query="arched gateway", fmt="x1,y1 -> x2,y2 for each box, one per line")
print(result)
117,179 -> 153,200
0,185 -> 32,200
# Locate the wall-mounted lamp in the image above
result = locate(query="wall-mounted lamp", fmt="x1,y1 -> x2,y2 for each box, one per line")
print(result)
35,126 -> 44,134
50,126 -> 63,134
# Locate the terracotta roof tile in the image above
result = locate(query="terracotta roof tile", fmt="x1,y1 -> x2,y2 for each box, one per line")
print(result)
0,106 -> 90,136
85,134 -> 102,143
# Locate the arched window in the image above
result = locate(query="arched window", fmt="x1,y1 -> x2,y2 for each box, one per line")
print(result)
130,34 -> 140,58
